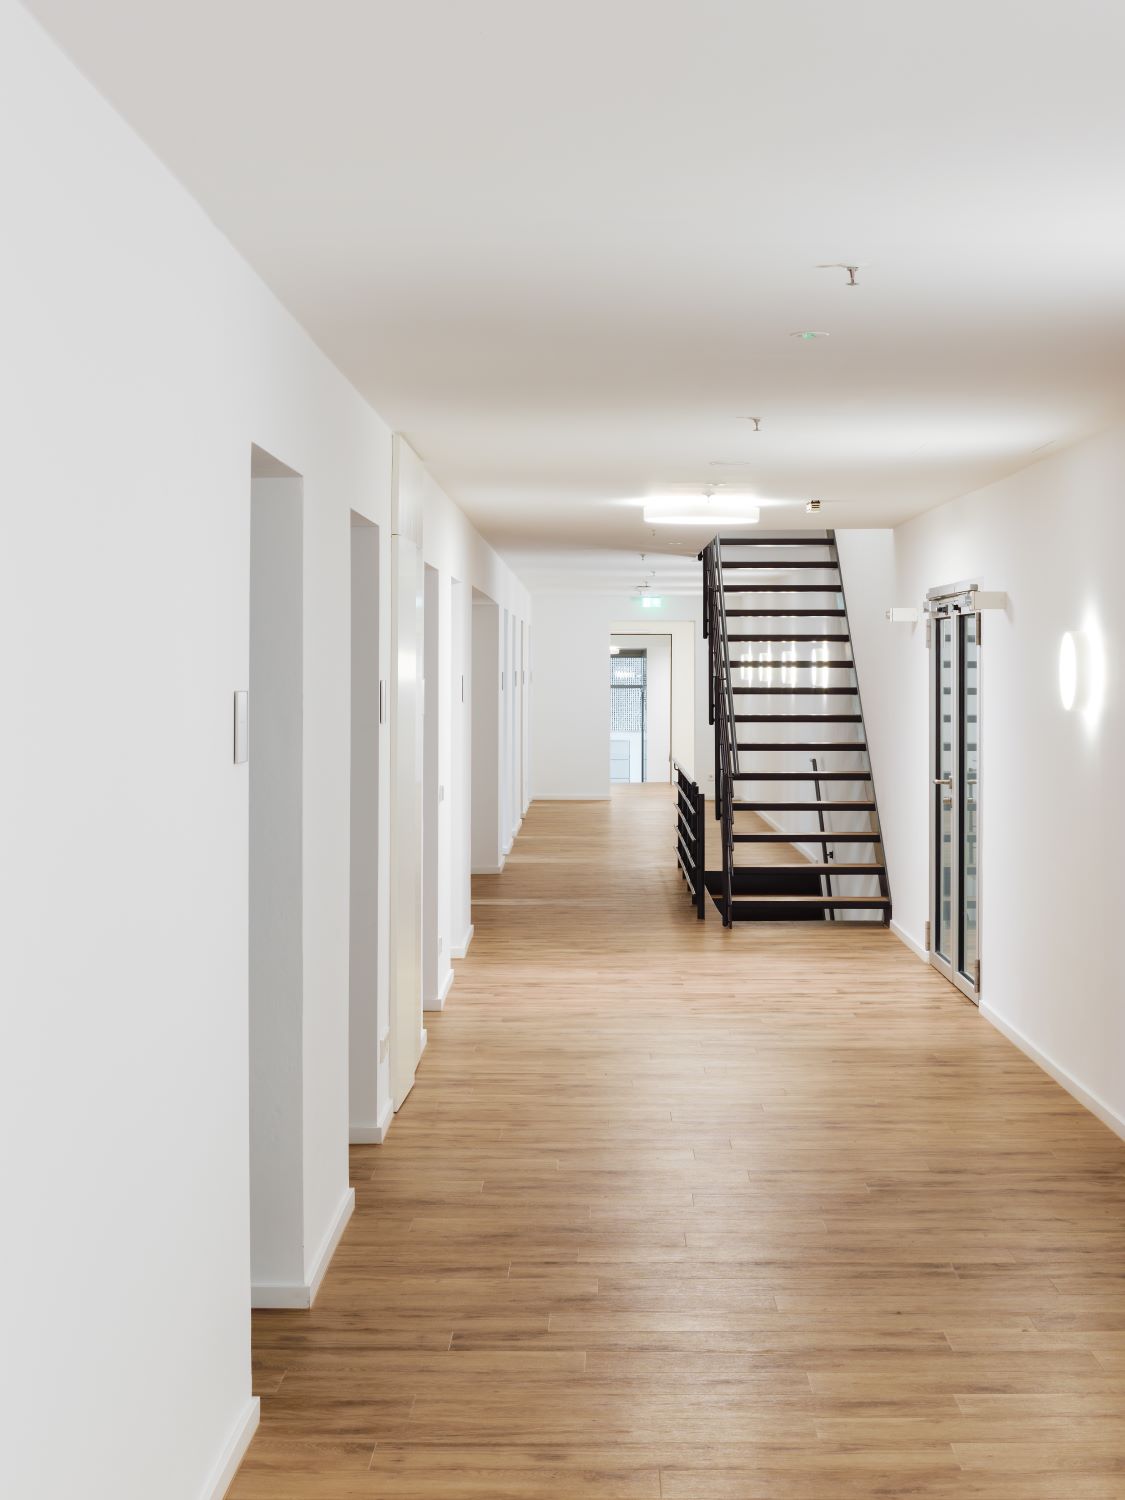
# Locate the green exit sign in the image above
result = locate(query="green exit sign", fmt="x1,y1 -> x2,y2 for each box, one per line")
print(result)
640,596 -> 663,608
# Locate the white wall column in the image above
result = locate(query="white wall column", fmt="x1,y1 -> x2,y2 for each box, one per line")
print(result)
248,467 -> 306,1302
349,516 -> 388,1143
389,436 -> 424,1109
471,591 -> 504,873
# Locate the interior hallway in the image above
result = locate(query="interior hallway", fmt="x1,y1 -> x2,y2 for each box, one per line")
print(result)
238,786 -> 1125,1499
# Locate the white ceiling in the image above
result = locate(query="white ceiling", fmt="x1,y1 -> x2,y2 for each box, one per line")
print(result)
25,0 -> 1125,560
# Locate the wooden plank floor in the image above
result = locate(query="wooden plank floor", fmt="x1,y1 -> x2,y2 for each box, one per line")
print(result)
236,785 -> 1125,1498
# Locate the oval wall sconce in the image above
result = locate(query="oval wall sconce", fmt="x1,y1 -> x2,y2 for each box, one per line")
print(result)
1058,629 -> 1088,712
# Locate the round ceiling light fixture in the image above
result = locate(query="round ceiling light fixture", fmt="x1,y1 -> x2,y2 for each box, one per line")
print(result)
790,330 -> 830,341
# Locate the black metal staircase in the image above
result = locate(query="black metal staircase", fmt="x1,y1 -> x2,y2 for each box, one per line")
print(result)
700,531 -> 891,927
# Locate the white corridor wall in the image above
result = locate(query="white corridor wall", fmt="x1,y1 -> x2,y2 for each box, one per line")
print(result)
838,420 -> 1125,1138
0,7 -> 528,1498
532,592 -> 707,800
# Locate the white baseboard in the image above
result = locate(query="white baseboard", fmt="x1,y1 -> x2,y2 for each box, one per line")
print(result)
890,919 -> 928,961
502,838 -> 513,856
251,1187 -> 355,1309
451,923 -> 474,958
472,856 -> 505,874
533,793 -> 610,801
424,967 -> 455,1012
350,1095 -> 394,1144
982,1003 -> 1125,1144
306,1186 -> 355,1304
200,1397 -> 259,1500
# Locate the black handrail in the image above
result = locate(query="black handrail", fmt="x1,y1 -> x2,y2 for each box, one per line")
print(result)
704,539 -> 738,926
673,760 -> 706,919
810,755 -> 835,922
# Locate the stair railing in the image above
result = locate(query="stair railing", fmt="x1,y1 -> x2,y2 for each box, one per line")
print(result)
809,755 -> 835,922
673,761 -> 707,919
704,539 -> 738,927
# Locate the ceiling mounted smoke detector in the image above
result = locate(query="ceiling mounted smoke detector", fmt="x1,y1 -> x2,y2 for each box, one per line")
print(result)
790,330 -> 829,341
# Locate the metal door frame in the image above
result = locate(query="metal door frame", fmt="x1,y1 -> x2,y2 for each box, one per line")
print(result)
926,583 -> 982,1004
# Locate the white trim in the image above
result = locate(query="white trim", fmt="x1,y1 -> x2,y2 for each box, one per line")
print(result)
199,1398 -> 259,1500
251,1187 -> 355,1309
451,923 -> 474,958
419,1026 -> 428,1056
350,1096 -> 393,1145
424,967 -> 455,1012
982,1003 -> 1125,1144
471,856 -> 505,874
890,919 -> 928,961
502,837 -> 513,856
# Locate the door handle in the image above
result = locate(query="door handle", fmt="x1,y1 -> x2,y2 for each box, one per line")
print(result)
933,776 -> 952,787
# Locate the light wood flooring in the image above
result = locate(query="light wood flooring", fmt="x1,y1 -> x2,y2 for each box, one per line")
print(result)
236,784 -> 1125,1498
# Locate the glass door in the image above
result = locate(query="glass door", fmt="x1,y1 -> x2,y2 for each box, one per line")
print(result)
959,614 -> 980,993
928,605 -> 981,1002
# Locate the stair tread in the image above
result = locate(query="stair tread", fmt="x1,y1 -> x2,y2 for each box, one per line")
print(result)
732,771 -> 872,780
727,609 -> 847,617
731,634 -> 850,641
743,862 -> 885,874
724,584 -> 845,593
721,560 -> 841,569
734,714 -> 863,722
727,894 -> 889,905
735,687 -> 858,695
739,744 -> 867,753
733,832 -> 882,842
719,536 -> 834,546
731,660 -> 855,669
734,799 -> 878,811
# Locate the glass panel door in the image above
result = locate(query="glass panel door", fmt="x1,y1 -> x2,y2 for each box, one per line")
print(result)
929,607 -> 980,1001
931,618 -> 955,975
958,614 -> 979,990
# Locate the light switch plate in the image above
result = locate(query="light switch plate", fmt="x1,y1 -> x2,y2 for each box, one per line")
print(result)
233,690 -> 248,764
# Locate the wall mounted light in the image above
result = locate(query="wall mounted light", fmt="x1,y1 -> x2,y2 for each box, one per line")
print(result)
1059,619 -> 1107,731
1058,630 -> 1087,712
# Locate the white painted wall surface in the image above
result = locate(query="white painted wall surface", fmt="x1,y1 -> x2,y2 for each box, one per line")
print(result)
0,8 -> 528,1496
449,577 -> 473,954
422,563 -> 442,1008
389,438 -> 424,1109
532,593 -> 708,799
248,475 -> 305,1295
839,421 -> 1125,1134
348,519 -> 383,1139
611,634 -> 673,782
471,593 -> 503,870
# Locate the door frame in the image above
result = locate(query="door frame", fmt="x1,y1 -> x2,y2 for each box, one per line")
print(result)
926,582 -> 983,1004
